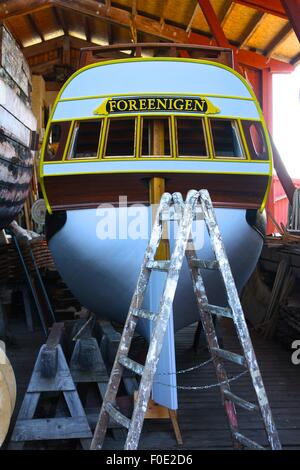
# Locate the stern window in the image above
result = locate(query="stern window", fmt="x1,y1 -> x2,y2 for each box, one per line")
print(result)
176,118 -> 208,157
105,118 -> 136,157
69,120 -> 102,159
142,118 -> 171,157
210,119 -> 245,159
242,121 -> 269,161
45,121 -> 71,161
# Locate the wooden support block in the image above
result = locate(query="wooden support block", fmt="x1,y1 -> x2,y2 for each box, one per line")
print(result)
134,393 -> 183,445
10,334 -> 92,448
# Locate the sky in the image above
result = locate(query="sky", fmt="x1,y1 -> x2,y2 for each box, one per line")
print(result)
273,64 -> 300,179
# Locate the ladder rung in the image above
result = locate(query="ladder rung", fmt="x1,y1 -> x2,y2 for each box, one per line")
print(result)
119,356 -> 144,376
234,432 -> 265,450
212,348 -> 246,366
146,260 -> 171,271
160,211 -> 181,221
223,390 -> 258,412
190,259 -> 219,270
131,308 -> 156,321
105,402 -> 131,429
204,304 -> 233,319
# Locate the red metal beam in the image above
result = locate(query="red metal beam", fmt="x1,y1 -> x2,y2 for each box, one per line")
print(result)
233,1 -> 286,18
281,0 -> 300,43
197,0 -> 230,48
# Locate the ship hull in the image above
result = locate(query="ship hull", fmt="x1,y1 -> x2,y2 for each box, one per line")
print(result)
0,130 -> 34,230
47,206 -> 263,338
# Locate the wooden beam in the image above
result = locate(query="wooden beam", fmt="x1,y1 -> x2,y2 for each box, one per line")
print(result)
264,23 -> 293,57
107,22 -> 113,45
160,0 -> 171,27
233,1 -> 286,18
198,0 -> 230,47
281,0 -> 300,43
0,0 -> 53,20
132,0 -> 137,18
62,36 -> 71,65
85,15 -> 91,43
52,0 -> 293,71
219,0 -> 234,25
291,52 -> 300,65
22,36 -> 65,57
239,12 -> 266,48
27,13 -> 44,42
186,3 -> 200,33
53,6 -> 68,35
262,68 -> 273,132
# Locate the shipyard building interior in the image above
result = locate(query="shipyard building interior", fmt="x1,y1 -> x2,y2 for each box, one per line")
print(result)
0,0 -> 300,454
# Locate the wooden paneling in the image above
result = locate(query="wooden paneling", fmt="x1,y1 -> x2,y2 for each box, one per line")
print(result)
44,172 -> 268,211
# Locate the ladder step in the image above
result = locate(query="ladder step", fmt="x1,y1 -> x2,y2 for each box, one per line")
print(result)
105,402 -> 131,429
190,258 -> 219,270
234,432 -> 265,450
119,356 -> 144,376
223,390 -> 258,412
160,211 -> 181,221
204,304 -> 233,319
146,260 -> 171,271
131,308 -> 156,321
212,348 -> 246,367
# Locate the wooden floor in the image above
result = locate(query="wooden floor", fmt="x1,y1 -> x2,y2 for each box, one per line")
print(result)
4,317 -> 300,450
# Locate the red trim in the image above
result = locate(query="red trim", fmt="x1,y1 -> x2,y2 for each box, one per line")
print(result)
233,1 -> 286,18
198,0 -> 230,48
262,68 -> 273,133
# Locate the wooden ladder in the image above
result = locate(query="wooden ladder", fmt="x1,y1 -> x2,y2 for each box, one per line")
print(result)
90,190 -> 281,451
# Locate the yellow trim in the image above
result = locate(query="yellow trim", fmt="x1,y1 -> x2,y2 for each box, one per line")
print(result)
42,155 -> 270,164
260,173 -> 272,213
237,119 -> 251,161
174,116 -> 211,160
41,57 -> 272,210
59,91 -> 255,103
103,116 -> 137,159
136,115 -> 142,159
43,169 -> 270,177
62,120 -> 75,161
207,118 -> 248,161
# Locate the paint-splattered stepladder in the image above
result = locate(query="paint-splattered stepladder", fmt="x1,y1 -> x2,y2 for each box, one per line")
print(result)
90,190 -> 281,451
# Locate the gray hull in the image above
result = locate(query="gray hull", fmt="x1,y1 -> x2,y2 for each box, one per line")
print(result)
48,206 -> 263,337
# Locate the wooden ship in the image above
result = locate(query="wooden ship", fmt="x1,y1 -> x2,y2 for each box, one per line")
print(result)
40,43 -> 272,406
0,24 -> 37,230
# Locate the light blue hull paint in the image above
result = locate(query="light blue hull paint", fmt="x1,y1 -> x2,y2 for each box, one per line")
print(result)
48,207 -> 263,409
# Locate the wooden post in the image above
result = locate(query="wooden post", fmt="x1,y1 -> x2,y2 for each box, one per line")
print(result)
147,121 -> 182,445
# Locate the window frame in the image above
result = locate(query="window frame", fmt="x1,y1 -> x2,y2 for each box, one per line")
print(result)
44,120 -> 73,162
174,116 -> 210,159
66,118 -> 103,161
138,115 -> 174,159
208,118 -> 248,161
103,116 -> 138,159
241,120 -> 270,162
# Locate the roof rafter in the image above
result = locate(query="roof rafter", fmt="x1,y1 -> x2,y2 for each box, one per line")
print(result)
0,0 -> 53,20
220,1 -> 235,28
197,0 -> 230,47
264,22 -> 293,57
53,5 -> 68,35
186,3 -> 200,33
160,0 -> 171,27
1,0 -> 294,72
281,0 -> 300,43
233,1 -> 286,18
239,11 -> 266,48
27,13 -> 44,41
